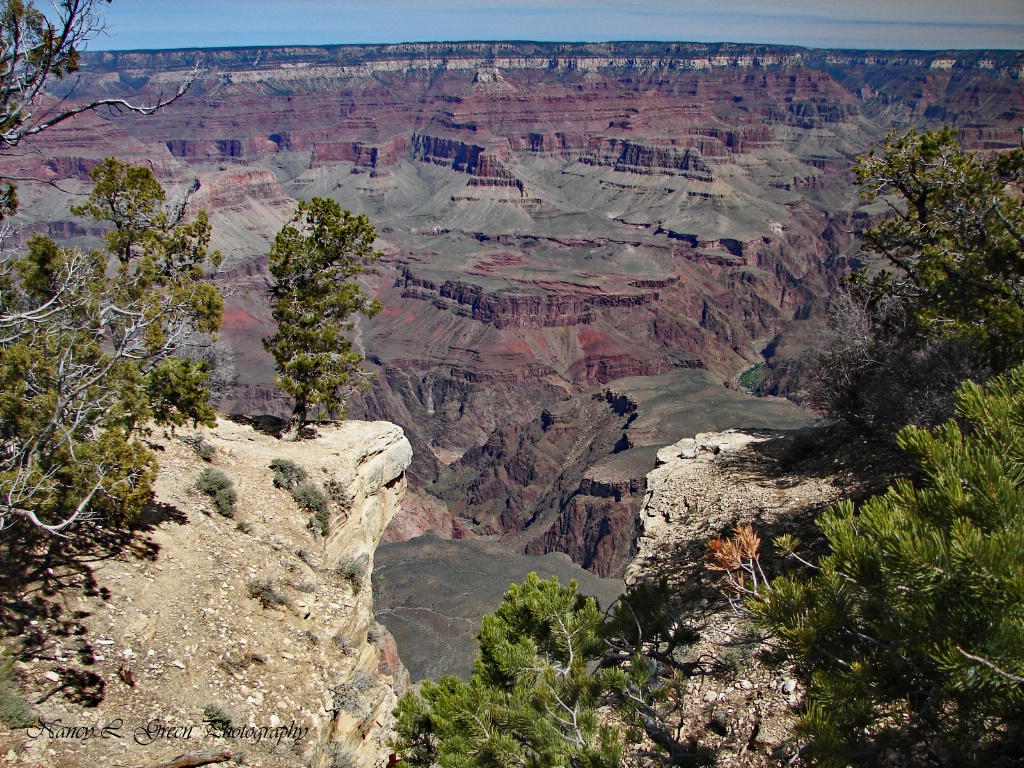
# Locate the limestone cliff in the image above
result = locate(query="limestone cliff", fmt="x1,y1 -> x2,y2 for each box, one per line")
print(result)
0,419 -> 412,768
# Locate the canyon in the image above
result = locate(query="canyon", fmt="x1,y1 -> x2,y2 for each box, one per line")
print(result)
4,41 -> 1022,577
2,40 -> 1023,768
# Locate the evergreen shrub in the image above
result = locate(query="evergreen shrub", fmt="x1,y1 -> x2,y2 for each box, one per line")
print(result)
750,366 -> 1024,766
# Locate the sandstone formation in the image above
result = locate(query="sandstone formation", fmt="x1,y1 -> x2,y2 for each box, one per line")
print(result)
0,419 -> 412,768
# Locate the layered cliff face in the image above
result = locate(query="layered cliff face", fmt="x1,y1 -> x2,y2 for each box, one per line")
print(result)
9,41 -> 1022,574
429,390 -> 635,577
430,369 -> 812,577
311,422 -> 413,768
0,419 -> 413,768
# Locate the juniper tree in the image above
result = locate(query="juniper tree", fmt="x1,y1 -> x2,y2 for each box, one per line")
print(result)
811,128 -> 1023,430
739,366 -> 1024,766
853,127 -> 1024,369
0,160 -> 223,532
0,2 -> 201,535
263,198 -> 381,440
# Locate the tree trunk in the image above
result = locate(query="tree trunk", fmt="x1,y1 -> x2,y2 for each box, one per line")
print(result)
282,401 -> 307,441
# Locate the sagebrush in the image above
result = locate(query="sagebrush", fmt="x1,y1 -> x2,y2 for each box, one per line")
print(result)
269,457 -> 307,490
195,467 -> 237,517
0,646 -> 33,728
245,578 -> 288,609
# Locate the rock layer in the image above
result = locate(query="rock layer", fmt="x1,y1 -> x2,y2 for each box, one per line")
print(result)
431,369 -> 812,577
10,40 -> 1022,576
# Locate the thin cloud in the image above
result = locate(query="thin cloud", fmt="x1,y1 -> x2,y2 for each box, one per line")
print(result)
97,0 -> 1024,51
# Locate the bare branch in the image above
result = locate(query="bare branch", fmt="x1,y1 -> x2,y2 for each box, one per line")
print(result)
0,2 -> 199,152
8,64 -> 199,147
958,647 -> 1024,686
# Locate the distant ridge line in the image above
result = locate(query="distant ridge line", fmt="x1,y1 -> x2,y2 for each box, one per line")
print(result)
81,41 -> 1024,75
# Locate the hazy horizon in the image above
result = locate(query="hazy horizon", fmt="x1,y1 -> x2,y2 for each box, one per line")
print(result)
94,1 -> 1024,53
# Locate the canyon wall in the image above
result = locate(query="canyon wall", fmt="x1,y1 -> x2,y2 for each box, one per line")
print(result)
6,40 -> 1021,575
430,369 -> 812,576
312,422 -> 413,768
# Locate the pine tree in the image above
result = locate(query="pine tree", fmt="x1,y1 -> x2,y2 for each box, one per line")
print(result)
263,198 -> 381,440
393,574 -> 717,767
749,366 -> 1024,766
393,574 -> 625,768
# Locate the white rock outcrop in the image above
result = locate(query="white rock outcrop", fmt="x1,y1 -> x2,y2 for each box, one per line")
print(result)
625,429 -> 841,585
628,431 -> 766,584
207,418 -> 413,768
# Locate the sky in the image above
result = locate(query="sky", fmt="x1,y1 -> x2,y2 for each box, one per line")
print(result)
91,1 -> 1024,52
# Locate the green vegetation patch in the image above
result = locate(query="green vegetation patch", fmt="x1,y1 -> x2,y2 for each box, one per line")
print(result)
738,362 -> 767,392
245,577 -> 289,609
0,647 -> 33,729
195,467 -> 237,518
269,457 -> 307,490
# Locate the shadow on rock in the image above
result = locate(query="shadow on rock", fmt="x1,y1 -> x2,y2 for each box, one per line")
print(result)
0,505 -> 176,707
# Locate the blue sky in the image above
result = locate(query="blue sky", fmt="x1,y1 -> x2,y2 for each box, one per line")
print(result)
94,1 -> 1024,51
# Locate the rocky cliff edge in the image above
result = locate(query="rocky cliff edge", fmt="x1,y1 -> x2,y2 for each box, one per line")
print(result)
0,418 -> 412,768
623,430 -> 842,764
